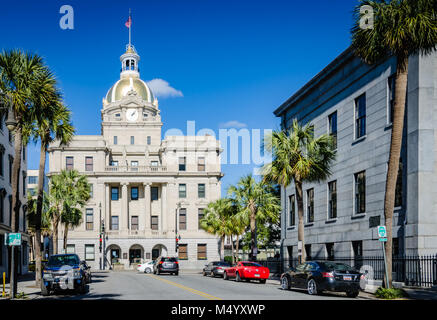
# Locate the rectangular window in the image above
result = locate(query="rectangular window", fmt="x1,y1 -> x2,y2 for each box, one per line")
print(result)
150,161 -> 158,167
131,187 -> 139,200
151,187 -> 159,201
131,216 -> 139,230
9,195 -> 12,226
28,176 -> 37,184
147,136 -> 151,145
305,244 -> 312,261
328,111 -> 337,149
23,147 -> 25,161
326,243 -> 335,261
151,216 -> 158,230
110,160 -> 118,167
85,244 -> 95,261
85,157 -> 93,171
354,171 -> 366,214
66,244 -> 75,254
355,94 -> 366,139
198,157 -> 205,171
0,148 -> 3,177
395,159 -> 403,208
289,195 -> 295,226
130,136 -> 135,145
179,157 -> 186,171
111,216 -> 119,230
89,184 -> 93,198
179,184 -> 187,198
9,157 -> 13,184
66,156 -> 74,170
111,187 -> 119,201
131,161 -> 139,172
113,136 -> 118,145
198,184 -> 205,198
328,181 -> 337,219
0,194 -> 3,223
306,188 -> 314,223
352,240 -> 363,258
198,208 -> 204,230
178,244 -> 188,260
197,244 -> 207,260
179,208 -> 187,230
86,208 -> 93,230
388,75 -> 396,124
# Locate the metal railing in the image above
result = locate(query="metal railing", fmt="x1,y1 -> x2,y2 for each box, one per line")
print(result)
105,166 -> 167,173
257,255 -> 437,288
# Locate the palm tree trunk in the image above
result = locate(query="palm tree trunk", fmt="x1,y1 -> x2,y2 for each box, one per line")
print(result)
230,235 -> 235,265
235,235 -> 240,263
250,209 -> 257,261
35,140 -> 47,286
295,178 -> 306,264
10,126 -> 23,296
384,58 -> 409,289
52,214 -> 59,255
220,235 -> 225,260
63,225 -> 69,252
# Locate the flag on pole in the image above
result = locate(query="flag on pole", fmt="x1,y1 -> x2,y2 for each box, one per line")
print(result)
125,16 -> 132,28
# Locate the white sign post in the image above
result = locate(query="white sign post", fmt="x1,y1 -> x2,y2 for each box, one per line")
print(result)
377,226 -> 390,287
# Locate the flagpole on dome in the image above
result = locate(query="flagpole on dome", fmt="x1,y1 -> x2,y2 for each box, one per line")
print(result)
129,8 -> 132,48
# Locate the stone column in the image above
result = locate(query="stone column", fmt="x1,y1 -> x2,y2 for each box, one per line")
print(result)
122,183 -> 128,230
161,183 -> 167,232
144,183 -> 151,230
105,183 -> 110,230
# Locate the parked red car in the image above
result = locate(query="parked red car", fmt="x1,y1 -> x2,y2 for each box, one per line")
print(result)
223,261 -> 270,283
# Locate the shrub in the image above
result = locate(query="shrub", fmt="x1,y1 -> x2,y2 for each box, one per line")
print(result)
224,256 -> 233,264
375,287 -> 409,299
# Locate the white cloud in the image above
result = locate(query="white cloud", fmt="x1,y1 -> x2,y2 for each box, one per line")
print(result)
219,120 -> 248,129
146,78 -> 183,98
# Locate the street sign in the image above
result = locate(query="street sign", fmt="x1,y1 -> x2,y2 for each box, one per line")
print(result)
7,233 -> 21,246
379,238 -> 387,242
377,226 -> 387,238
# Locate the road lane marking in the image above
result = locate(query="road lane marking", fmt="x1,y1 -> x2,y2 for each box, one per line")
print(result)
147,274 -> 223,300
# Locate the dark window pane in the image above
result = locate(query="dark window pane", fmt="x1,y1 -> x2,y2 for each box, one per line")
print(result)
111,187 -> 119,201
151,187 -> 159,201
131,187 -> 139,200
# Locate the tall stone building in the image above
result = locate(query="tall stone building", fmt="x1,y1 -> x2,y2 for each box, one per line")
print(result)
48,43 -> 223,270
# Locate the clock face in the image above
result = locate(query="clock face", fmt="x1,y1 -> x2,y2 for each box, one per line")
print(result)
126,108 -> 138,122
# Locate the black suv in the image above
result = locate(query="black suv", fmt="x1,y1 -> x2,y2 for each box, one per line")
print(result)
153,256 -> 179,275
41,254 -> 87,296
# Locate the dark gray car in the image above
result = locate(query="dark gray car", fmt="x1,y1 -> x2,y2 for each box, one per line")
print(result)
203,261 -> 231,277
153,256 -> 179,275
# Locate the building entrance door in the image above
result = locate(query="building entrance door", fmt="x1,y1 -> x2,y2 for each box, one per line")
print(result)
152,249 -> 159,260
129,249 -> 141,264
111,249 -> 120,264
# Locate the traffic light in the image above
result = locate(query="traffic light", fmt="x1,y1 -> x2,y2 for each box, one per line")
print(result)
99,235 -> 102,253
175,237 -> 179,252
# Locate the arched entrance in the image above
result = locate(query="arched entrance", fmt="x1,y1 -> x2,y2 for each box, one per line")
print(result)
129,244 -> 144,264
106,244 -> 122,265
151,244 -> 168,260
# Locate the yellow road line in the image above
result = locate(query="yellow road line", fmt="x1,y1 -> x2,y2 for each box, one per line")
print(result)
147,274 -> 222,300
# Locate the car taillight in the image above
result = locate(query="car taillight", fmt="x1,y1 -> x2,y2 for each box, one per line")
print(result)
216,267 -> 222,270
322,272 -> 334,278
174,261 -> 178,264
138,265 -> 141,267
159,261 -> 163,264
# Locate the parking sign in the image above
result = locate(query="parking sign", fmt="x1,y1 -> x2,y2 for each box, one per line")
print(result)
7,233 -> 21,246
377,226 -> 387,238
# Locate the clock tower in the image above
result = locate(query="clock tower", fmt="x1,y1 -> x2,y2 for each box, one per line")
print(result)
101,43 -> 162,148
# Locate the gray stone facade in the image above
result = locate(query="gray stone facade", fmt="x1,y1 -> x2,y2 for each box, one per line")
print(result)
274,47 -> 437,260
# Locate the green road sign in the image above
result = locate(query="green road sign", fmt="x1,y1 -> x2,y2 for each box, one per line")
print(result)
7,233 -> 21,246
377,226 -> 387,238
379,238 -> 387,242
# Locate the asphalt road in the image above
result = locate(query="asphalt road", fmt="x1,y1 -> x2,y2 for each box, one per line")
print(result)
38,270 -> 371,300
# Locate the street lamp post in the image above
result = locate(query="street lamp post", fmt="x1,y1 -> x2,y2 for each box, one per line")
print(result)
175,203 -> 181,253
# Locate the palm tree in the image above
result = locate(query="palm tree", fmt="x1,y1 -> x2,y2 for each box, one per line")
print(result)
228,175 -> 281,262
0,49 -> 48,296
26,194 -> 51,261
262,120 -> 336,264
60,170 -> 90,251
351,0 -> 437,288
22,68 -> 74,286
229,211 -> 246,263
47,170 -> 90,254
200,198 -> 234,260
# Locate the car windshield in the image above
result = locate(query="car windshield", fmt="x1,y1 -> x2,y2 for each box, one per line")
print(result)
320,262 -> 355,272
242,262 -> 262,267
215,262 -> 230,266
48,255 -> 80,267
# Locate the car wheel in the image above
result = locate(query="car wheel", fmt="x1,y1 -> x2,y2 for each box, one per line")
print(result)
175,271 -> 179,276
145,268 -> 152,274
346,290 -> 359,298
281,276 -> 290,290
260,279 -> 266,284
157,269 -> 160,275
203,270 -> 206,276
41,283 -> 50,296
307,279 -> 319,295
236,272 -> 241,282
210,271 -> 215,278
223,272 -> 228,280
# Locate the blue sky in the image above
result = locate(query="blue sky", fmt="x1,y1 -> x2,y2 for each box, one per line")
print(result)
0,0 -> 359,193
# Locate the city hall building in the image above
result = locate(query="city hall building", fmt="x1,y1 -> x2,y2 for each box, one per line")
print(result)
48,43 -> 223,270
275,47 -> 437,261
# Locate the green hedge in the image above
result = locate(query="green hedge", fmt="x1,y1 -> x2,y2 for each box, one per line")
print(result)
375,287 -> 409,299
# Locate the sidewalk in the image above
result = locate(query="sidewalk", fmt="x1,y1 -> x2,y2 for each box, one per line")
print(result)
403,287 -> 437,300
0,272 -> 41,300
